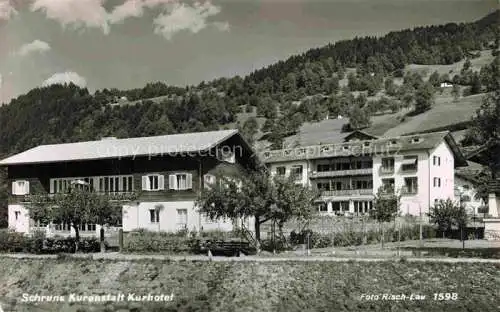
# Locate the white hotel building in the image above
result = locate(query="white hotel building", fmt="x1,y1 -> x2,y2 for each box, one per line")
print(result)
260,131 -> 468,217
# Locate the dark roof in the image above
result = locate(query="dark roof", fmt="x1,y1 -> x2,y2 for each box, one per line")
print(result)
260,131 -> 468,167
464,139 -> 500,165
489,180 -> 500,194
455,161 -> 487,183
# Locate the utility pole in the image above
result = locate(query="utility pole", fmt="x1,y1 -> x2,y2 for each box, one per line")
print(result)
419,203 -> 423,248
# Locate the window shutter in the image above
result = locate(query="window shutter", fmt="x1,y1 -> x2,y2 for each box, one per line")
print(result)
50,180 -> 54,194
158,175 -> 165,190
142,176 -> 149,191
24,181 -> 30,195
169,174 -> 177,190
11,182 -> 17,195
186,173 -> 193,189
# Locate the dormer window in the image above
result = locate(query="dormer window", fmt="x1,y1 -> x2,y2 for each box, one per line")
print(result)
284,149 -> 292,156
217,147 -> 235,163
343,145 -> 350,151
389,140 -> 397,146
363,142 -> 371,147
320,145 -> 331,153
411,137 -> 422,144
263,152 -> 271,158
296,148 -> 306,156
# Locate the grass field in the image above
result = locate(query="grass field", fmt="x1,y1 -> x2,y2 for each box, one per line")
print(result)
381,93 -> 485,137
405,50 -> 495,80
0,258 -> 498,312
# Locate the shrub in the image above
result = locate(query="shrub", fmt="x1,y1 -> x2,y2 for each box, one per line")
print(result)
123,231 -> 196,254
289,224 -> 437,249
0,230 -> 103,254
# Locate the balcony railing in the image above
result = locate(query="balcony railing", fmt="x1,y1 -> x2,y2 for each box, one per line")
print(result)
379,167 -> 395,175
310,168 -> 373,178
18,191 -> 138,203
401,165 -> 418,172
401,187 -> 418,196
321,189 -> 373,197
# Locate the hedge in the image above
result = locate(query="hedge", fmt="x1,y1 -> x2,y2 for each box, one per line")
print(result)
0,229 -> 104,254
289,224 -> 437,249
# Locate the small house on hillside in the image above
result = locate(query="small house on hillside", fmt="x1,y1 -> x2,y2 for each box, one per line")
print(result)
465,140 -> 500,240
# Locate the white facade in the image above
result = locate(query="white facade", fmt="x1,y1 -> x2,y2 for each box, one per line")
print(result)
454,175 -> 486,215
265,136 -> 460,218
122,201 -> 233,233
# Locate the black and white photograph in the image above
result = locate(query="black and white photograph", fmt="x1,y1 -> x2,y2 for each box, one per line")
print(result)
0,0 -> 498,311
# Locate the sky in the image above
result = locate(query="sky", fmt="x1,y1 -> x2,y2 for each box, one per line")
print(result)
0,0 -> 496,103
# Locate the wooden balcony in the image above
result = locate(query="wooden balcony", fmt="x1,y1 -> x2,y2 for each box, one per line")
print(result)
310,168 -> 373,179
321,189 -> 373,197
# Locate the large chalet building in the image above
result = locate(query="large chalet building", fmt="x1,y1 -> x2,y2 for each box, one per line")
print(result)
260,131 -> 468,218
0,129 -> 257,236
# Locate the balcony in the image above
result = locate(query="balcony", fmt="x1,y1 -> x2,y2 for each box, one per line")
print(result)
321,189 -> 373,197
17,191 -> 138,203
401,187 -> 418,196
310,168 -> 373,179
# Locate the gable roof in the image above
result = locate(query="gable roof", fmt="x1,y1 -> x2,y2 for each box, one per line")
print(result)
260,131 -> 468,167
343,130 -> 379,142
455,161 -> 487,184
0,129 -> 248,166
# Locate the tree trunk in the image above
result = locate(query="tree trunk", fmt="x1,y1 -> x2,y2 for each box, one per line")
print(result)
254,218 -> 261,242
100,226 -> 105,253
380,221 -> 385,249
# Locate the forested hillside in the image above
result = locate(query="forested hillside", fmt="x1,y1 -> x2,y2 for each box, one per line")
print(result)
0,11 -> 498,226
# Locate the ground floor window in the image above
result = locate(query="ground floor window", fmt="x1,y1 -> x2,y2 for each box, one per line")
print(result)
318,203 -> 328,212
149,209 -> 160,223
354,201 -> 373,215
176,209 -> 188,228
331,201 -> 349,212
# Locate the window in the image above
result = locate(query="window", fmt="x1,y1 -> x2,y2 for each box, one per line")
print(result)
317,164 -> 330,172
401,156 -> 418,171
15,211 -> 20,220
411,137 -> 421,143
204,174 -> 216,189
355,180 -> 370,189
149,209 -> 160,223
142,174 -> 165,191
12,180 -> 29,195
51,176 -> 133,194
404,177 -> 418,194
382,179 -> 395,193
276,166 -> 286,176
433,177 -> 441,187
290,165 -> 303,181
318,203 -> 327,212
381,158 -> 394,172
217,148 -> 235,163
169,173 -> 193,190
317,182 -> 330,191
176,209 -> 188,227
433,156 -> 441,166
